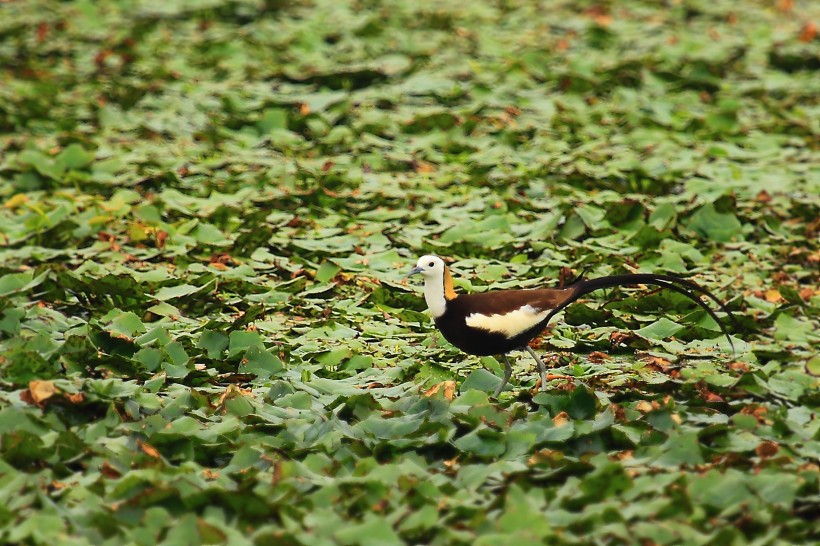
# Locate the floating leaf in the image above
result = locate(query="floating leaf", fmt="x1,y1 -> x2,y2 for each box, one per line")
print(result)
635,318 -> 685,341
686,203 -> 742,242
154,284 -> 207,301
56,143 -> 94,170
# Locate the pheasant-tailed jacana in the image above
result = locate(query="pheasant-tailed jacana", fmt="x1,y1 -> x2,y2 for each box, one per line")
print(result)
407,255 -> 735,397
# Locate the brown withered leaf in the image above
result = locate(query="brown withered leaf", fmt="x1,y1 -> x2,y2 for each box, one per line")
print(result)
414,161 -> 437,173
609,331 -> 634,346
587,351 -> 610,363
370,499 -> 389,512
642,355 -> 674,372
558,266 -> 575,287
755,190 -> 772,203
271,460 -> 283,484
696,382 -> 725,403
555,37 -> 571,51
741,405 -> 770,424
755,441 -> 779,458
583,5 -> 612,27
155,230 -> 168,249
610,403 -> 626,421
799,21 -> 817,42
19,390 -> 34,406
635,400 -> 654,413
504,106 -> 522,117
771,271 -> 791,284
210,252 -> 233,265
100,461 -> 122,478
704,391 -> 724,403
799,287 -> 817,301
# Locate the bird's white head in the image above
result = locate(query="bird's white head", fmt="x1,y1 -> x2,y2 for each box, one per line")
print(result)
408,255 -> 446,279
407,255 -> 457,318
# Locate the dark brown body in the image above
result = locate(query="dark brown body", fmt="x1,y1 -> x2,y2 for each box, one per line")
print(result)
433,273 -> 734,357
435,288 -> 573,356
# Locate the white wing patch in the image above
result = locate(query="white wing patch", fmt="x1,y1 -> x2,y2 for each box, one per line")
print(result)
465,304 -> 551,339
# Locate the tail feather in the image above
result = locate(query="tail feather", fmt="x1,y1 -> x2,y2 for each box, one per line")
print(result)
542,273 -> 736,351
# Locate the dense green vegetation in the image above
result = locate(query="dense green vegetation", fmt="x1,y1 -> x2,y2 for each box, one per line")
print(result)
1,0 -> 818,544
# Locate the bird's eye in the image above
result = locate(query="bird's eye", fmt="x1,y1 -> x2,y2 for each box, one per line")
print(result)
428,261 -> 435,267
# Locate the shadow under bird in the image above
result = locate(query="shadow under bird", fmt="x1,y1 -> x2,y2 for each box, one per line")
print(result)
407,255 -> 736,397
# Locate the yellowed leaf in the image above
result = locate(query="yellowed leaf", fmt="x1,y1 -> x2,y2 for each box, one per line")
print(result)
414,161 -> 437,173
764,289 -> 783,303
423,381 -> 456,400
552,411 -> 570,426
4,194 -> 28,209
215,384 -> 252,407
29,380 -> 57,404
64,392 -> 86,404
138,439 -> 161,458
528,449 -> 561,465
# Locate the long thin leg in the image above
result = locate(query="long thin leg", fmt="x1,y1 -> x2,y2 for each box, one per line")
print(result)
492,355 -> 513,398
525,346 -> 548,392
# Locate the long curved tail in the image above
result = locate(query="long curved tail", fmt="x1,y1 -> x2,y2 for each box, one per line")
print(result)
545,273 -> 737,351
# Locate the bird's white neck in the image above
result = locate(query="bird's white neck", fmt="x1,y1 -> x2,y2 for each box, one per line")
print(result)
423,266 -> 457,318
424,276 -> 448,318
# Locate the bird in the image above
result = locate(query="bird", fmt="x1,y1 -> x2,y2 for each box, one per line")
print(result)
407,255 -> 736,397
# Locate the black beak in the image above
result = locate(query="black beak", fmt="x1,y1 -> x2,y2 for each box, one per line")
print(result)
406,266 -> 424,278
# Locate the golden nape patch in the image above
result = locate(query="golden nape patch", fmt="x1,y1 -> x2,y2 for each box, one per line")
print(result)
443,267 -> 457,300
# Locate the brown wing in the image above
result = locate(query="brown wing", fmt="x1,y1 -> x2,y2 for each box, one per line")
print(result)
451,288 -> 573,315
